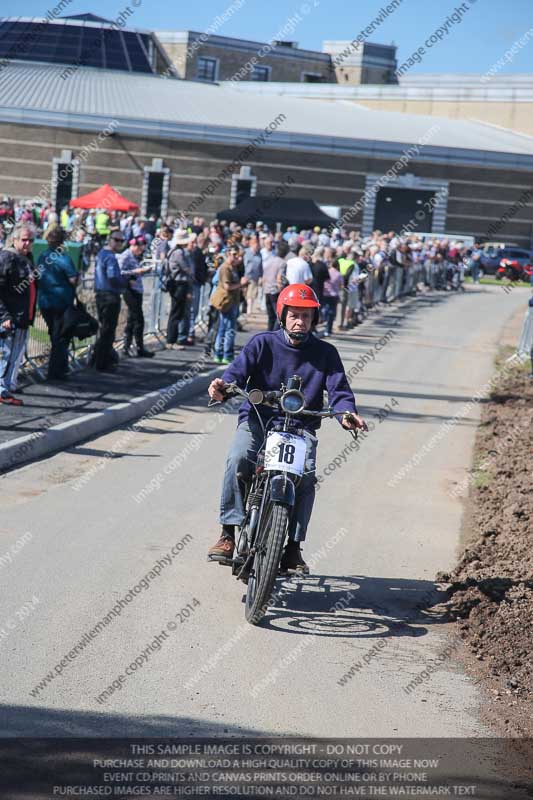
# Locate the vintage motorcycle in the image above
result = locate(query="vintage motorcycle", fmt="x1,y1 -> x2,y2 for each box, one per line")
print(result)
210,375 -> 358,625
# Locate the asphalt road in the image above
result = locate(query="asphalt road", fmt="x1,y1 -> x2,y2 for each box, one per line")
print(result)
0,286 -> 529,751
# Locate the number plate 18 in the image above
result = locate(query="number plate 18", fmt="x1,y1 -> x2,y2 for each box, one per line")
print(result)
264,431 -> 307,476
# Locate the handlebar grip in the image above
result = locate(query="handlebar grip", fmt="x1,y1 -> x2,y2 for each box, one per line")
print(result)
343,411 -> 358,422
208,382 -> 238,407
221,383 -> 239,399
342,412 -> 361,440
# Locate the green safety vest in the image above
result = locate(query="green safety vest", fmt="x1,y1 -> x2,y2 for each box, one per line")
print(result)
95,212 -> 110,235
337,257 -> 354,276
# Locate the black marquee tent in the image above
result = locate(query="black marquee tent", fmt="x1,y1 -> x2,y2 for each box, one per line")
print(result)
216,196 -> 337,229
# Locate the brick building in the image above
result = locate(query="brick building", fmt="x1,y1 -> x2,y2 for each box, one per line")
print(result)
157,30 -> 398,85
1,17 -> 533,246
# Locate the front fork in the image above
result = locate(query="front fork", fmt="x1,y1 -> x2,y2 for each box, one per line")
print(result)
235,470 -> 266,559
234,471 -> 297,581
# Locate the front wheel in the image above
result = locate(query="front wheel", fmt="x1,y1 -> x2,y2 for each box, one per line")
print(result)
245,501 -> 289,625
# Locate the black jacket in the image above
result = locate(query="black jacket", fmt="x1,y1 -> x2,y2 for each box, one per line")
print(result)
311,259 -> 330,301
191,246 -> 207,285
0,248 -> 37,329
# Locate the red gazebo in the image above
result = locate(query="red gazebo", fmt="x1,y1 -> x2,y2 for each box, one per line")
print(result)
69,183 -> 139,212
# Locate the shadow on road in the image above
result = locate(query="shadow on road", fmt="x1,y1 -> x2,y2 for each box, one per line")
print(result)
0,703 -> 262,738
256,574 -> 450,638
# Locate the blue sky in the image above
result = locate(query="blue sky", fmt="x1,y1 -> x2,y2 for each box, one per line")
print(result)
16,0 -> 533,73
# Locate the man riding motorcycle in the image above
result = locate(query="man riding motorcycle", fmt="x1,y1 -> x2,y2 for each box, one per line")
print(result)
207,283 -> 368,573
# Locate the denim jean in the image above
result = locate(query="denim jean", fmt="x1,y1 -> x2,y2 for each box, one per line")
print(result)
188,282 -> 202,339
219,417 -> 317,542
214,304 -> 239,361
0,327 -> 27,395
322,296 -> 338,334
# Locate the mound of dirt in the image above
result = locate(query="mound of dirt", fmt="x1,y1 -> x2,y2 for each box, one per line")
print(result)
440,361 -> 533,736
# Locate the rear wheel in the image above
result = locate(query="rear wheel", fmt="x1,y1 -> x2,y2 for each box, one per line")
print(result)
245,501 -> 289,625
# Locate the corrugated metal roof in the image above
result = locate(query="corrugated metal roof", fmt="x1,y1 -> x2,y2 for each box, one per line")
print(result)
1,61 -> 533,167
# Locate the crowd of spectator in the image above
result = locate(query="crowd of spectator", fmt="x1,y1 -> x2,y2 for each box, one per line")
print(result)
146,216 -> 479,363
0,196 -> 501,406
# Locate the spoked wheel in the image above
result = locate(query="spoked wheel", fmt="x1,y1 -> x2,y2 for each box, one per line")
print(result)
245,501 -> 289,625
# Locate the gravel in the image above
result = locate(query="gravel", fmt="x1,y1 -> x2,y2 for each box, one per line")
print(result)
440,361 -> 533,737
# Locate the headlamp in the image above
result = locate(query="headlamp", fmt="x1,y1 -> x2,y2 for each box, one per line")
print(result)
280,390 -> 305,414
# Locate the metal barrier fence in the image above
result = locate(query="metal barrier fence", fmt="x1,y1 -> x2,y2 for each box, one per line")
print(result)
23,260 -> 448,378
364,261 -> 442,307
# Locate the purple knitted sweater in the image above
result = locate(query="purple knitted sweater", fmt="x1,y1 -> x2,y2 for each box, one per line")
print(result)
222,329 -> 357,432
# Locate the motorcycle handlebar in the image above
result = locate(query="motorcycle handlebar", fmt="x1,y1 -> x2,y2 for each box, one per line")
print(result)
215,383 -> 356,421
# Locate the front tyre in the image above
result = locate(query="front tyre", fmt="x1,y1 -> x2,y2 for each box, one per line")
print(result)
245,501 -> 289,625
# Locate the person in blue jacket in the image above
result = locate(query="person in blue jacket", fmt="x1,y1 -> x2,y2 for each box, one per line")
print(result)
93,230 -> 127,372
37,225 -> 78,381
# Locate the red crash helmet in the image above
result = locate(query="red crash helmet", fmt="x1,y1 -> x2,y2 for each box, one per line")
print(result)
276,283 -> 320,326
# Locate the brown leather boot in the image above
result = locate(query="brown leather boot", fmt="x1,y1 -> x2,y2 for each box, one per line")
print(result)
207,534 -> 235,561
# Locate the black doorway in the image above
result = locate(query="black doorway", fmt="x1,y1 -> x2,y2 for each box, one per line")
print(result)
374,187 -> 435,232
55,163 -> 73,214
235,178 -> 253,206
147,172 -> 164,217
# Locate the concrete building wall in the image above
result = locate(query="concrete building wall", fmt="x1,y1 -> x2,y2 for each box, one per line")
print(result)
334,65 -> 397,85
348,99 -> 533,136
324,41 -> 398,86
161,42 -> 188,79
1,121 -> 532,246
